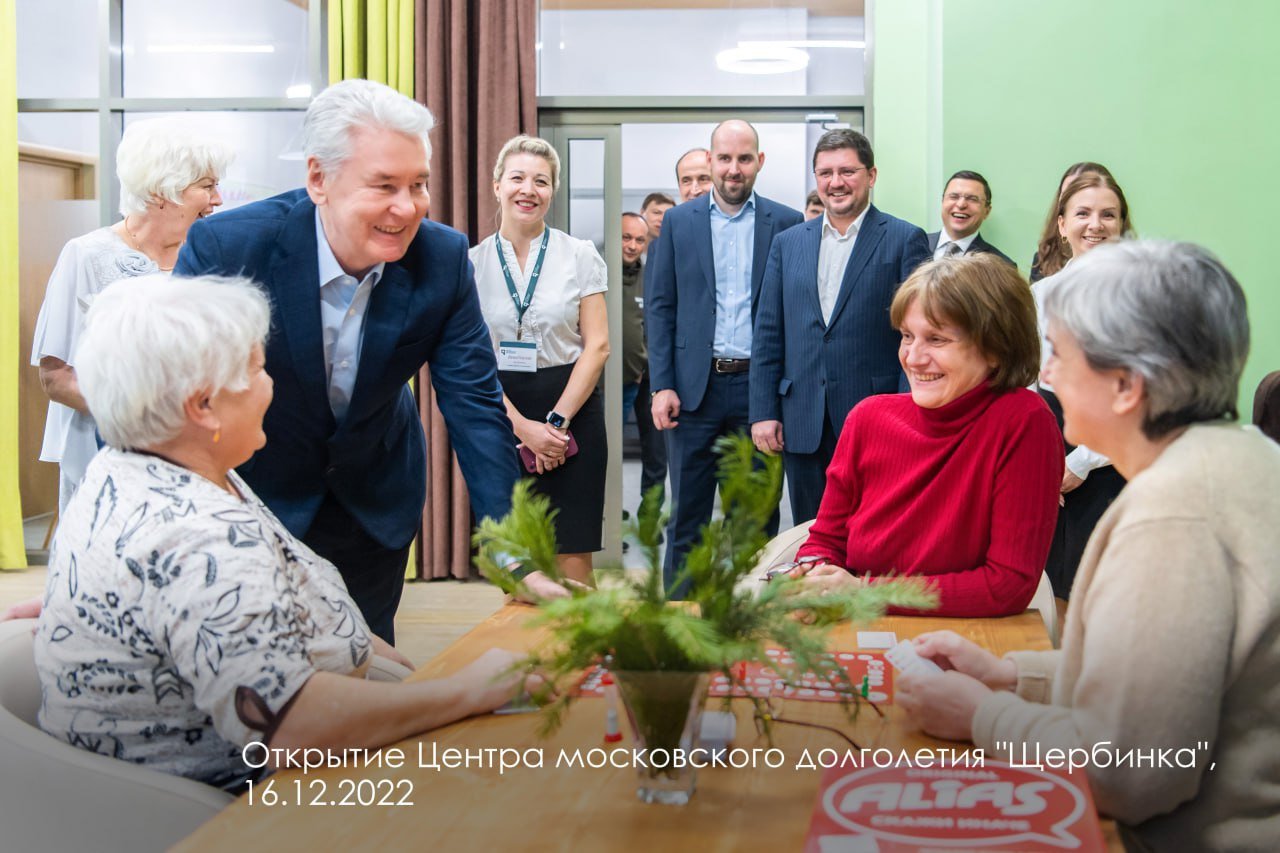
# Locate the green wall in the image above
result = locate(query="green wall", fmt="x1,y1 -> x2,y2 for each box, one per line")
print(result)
873,0 -> 1279,413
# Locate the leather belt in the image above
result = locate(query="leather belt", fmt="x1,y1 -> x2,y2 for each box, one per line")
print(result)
712,358 -> 750,375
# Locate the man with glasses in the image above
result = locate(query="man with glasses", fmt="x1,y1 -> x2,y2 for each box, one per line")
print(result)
750,128 -> 930,523
929,170 -> 1014,264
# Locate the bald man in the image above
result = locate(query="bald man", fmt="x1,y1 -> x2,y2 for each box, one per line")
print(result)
674,148 -> 713,202
646,120 -> 802,595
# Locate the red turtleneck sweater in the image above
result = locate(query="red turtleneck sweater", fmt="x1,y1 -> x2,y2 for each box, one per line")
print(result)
797,382 -> 1062,617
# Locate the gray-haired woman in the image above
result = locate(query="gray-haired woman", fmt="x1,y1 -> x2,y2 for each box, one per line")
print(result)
31,117 -> 232,512
35,274 -> 530,792
898,240 -> 1280,851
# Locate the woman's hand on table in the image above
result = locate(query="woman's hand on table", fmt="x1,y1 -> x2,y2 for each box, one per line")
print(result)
455,648 -> 545,715
792,562 -> 864,592
911,630 -> 1017,691
897,670 -> 991,741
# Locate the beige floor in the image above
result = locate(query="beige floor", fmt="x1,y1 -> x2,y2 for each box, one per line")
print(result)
0,564 -> 505,668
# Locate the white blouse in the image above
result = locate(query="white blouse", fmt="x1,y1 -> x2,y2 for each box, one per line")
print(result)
1032,268 -> 1112,479
470,228 -> 607,369
30,226 -> 158,502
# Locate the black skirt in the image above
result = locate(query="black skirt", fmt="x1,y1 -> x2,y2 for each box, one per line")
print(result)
498,361 -> 606,553
1038,387 -> 1126,598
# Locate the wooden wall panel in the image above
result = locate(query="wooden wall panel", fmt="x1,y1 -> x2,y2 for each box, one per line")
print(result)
17,144 -> 97,520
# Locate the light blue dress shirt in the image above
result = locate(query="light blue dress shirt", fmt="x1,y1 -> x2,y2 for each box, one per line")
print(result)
316,210 -> 384,421
709,192 -> 756,359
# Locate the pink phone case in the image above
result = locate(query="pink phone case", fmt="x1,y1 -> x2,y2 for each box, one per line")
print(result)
519,430 -> 578,474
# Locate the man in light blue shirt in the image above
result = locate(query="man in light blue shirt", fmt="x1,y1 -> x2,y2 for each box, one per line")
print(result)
709,191 -> 755,359
316,210 -> 383,421
646,120 -> 803,594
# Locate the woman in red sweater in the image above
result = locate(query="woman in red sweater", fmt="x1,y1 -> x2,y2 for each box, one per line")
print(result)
790,254 -> 1062,616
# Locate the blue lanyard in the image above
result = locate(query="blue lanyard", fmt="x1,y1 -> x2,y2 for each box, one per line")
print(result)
496,228 -> 550,340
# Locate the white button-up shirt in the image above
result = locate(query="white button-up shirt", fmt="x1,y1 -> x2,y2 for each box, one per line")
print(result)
818,207 -> 869,325
933,231 -> 978,260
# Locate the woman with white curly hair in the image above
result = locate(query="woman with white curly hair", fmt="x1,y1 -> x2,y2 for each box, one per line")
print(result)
34,274 -> 530,791
31,117 -> 232,512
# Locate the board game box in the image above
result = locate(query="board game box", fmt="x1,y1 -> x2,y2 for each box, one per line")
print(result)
803,759 -> 1106,851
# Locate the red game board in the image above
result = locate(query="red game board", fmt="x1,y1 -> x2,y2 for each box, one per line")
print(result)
803,759 -> 1106,851
576,648 -> 893,704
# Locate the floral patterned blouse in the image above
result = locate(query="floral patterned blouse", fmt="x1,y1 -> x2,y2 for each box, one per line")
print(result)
35,449 -> 373,791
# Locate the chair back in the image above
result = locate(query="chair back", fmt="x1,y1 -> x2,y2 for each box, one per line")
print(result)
0,619 -> 234,850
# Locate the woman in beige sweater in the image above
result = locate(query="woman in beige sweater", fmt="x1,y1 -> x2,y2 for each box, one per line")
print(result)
898,239 -> 1280,852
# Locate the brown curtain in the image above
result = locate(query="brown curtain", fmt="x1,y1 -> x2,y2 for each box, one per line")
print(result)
413,0 -> 538,579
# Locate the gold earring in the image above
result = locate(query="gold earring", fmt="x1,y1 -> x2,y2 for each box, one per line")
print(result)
213,429 -> 221,444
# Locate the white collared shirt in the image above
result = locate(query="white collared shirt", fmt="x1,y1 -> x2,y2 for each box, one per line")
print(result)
470,227 -> 607,368
818,206 -> 870,324
316,210 -> 384,421
933,230 -> 979,260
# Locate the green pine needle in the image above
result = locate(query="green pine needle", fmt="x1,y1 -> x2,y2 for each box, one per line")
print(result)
474,433 -> 939,735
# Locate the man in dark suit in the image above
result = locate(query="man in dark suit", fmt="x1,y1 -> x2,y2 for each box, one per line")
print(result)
928,170 -> 1014,264
175,79 -> 524,643
750,129 -> 931,523
647,120 -> 803,592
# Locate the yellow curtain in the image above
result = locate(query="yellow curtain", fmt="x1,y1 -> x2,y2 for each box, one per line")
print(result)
326,0 -> 417,578
0,0 -> 28,569
328,0 -> 415,98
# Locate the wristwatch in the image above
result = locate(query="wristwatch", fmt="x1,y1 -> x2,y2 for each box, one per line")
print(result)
545,410 -> 571,430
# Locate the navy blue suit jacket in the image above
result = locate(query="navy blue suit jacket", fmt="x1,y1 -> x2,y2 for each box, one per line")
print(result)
927,230 -> 1014,266
750,206 -> 931,454
175,189 -> 518,549
645,193 -> 803,412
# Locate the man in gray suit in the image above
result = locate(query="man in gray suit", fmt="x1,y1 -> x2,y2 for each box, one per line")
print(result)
750,129 -> 930,523
928,170 -> 1014,264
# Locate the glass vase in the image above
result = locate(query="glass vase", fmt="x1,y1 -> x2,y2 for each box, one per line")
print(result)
611,670 -> 712,805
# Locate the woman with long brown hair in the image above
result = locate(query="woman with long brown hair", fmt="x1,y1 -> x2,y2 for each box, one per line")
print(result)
1028,161 -> 1117,282
1033,170 -> 1134,595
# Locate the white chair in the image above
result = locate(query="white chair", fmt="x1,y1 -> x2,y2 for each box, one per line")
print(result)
746,523 -> 1059,644
0,619 -> 235,851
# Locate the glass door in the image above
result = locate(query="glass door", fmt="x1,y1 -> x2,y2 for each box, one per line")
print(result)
542,109 -> 862,559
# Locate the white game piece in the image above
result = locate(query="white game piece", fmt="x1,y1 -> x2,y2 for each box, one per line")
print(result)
885,639 -> 944,677
856,631 -> 897,649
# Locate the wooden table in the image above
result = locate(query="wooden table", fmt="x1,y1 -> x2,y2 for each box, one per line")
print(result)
177,606 -> 1115,851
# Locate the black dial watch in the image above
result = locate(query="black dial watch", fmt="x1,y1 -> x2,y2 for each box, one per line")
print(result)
545,410 -> 571,430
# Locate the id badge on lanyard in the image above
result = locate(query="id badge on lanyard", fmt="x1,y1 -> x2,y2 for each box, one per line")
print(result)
497,229 -> 549,372
497,340 -> 537,372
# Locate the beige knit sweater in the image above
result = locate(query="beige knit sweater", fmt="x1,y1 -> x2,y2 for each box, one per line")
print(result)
972,423 -> 1280,852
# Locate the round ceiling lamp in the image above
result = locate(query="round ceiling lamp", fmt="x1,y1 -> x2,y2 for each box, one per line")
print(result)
715,44 -> 809,75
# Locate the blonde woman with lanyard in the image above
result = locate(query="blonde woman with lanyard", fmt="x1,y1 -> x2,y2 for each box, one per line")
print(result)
471,135 -> 610,585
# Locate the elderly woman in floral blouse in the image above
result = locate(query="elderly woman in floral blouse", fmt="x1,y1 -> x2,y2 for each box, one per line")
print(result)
34,274 -> 529,791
